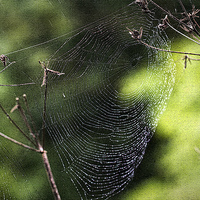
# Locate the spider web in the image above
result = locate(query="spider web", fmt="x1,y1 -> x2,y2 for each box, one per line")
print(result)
0,1 -> 175,200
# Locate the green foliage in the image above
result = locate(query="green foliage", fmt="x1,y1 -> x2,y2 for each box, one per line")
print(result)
1,0 -> 200,200
119,38 -> 200,200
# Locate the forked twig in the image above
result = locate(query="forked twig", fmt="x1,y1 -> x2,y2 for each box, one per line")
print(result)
0,103 -> 36,146
127,27 -> 200,57
39,60 -> 65,149
39,61 -> 48,148
11,97 -> 38,146
38,61 -> 62,199
39,61 -> 65,87
148,0 -> 200,37
0,97 -> 61,200
167,22 -> 200,45
0,60 -> 64,199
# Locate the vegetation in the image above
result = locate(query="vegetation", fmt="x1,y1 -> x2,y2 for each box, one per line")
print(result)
0,0 -> 200,199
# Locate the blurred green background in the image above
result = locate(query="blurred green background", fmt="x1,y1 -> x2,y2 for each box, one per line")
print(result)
1,0 -> 200,199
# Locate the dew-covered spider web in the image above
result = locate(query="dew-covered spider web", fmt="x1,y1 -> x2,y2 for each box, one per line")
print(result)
0,1 -> 175,200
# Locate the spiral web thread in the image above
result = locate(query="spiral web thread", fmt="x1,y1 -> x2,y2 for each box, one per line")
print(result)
0,2 -> 175,200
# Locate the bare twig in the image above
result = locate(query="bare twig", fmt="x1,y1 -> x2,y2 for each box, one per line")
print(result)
38,61 -> 62,199
42,69 -> 48,149
0,83 -> 35,86
166,22 -> 200,45
149,0 -> 200,37
127,26 -> 200,56
1,99 -> 62,199
0,103 -> 36,146
41,148 -> 61,200
0,131 -> 40,152
39,60 -> 65,149
11,97 -> 38,147
23,94 -> 38,137
0,61 -> 16,73
39,61 -> 65,87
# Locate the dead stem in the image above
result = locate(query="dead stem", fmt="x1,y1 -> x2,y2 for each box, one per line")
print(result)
127,27 -> 200,56
38,61 -> 62,199
148,0 -> 200,37
0,103 -> 36,146
41,148 -> 61,200
42,71 -> 48,149
23,94 -> 38,137
0,132 -> 40,152
0,83 -> 35,86
167,22 -> 200,45
140,39 -> 200,56
11,97 -> 38,146
0,99 -> 62,199
0,61 -> 16,73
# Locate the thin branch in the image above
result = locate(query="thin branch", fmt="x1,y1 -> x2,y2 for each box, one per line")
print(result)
41,149 -> 61,200
192,6 -> 200,29
0,103 -> 36,146
11,97 -> 38,147
38,61 -> 62,199
39,61 -> 64,148
0,83 -> 35,86
0,61 -> 16,73
0,131 -> 40,152
1,101 -> 61,199
149,0 -> 200,37
148,0 -> 184,23
42,70 -> 48,149
178,0 -> 199,36
23,94 -> 38,138
39,61 -> 48,149
167,22 -> 200,45
127,27 -> 200,56
140,39 -> 200,56
178,0 -> 192,24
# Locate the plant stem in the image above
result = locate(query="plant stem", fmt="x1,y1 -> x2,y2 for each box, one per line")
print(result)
0,61 -> 16,73
0,82 -> 35,86
0,131 -> 40,152
41,147 -> 61,200
39,62 -> 62,199
0,130 -> 61,199
14,98 -> 38,146
167,22 -> 200,45
140,40 -> 200,56
23,94 -> 38,139
0,103 -> 36,146
149,0 -> 200,37
42,68 -> 48,149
